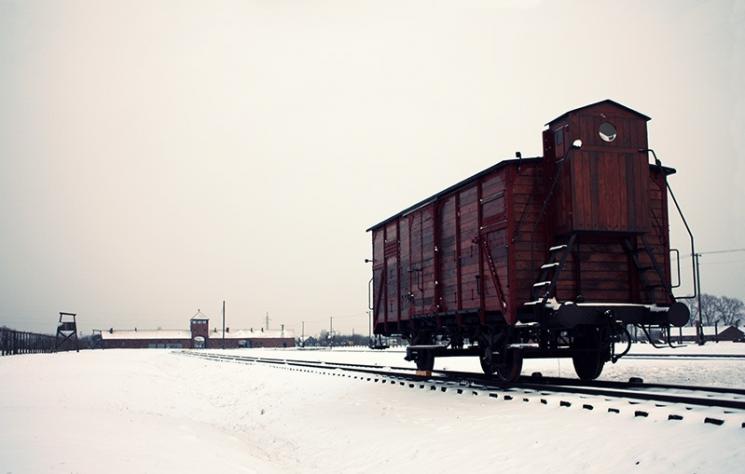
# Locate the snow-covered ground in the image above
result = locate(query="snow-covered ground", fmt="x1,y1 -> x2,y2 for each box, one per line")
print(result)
1,348 -> 744,473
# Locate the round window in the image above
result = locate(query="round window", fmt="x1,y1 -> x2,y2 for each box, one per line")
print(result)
598,122 -> 617,142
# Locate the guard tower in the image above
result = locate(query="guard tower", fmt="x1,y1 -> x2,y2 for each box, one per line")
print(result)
55,312 -> 80,352
190,310 -> 209,349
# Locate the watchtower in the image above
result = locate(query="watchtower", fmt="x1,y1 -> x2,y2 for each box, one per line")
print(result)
190,310 -> 209,349
55,312 -> 80,352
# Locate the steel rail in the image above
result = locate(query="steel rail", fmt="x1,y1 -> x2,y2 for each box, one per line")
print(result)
624,353 -> 745,359
296,348 -> 745,359
180,351 -> 745,411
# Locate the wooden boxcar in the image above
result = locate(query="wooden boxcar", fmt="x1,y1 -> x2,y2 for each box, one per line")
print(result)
367,100 -> 690,381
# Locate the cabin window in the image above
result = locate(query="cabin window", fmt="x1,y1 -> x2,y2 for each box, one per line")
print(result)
554,129 -> 564,145
553,128 -> 566,158
598,122 -> 617,142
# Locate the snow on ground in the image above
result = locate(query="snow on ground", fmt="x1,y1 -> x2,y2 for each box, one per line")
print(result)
1,349 -> 744,473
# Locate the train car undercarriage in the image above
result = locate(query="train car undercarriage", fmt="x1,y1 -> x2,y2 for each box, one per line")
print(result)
385,301 -> 690,381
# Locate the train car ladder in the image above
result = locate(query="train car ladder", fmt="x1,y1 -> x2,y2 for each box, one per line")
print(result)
527,233 -> 577,306
622,235 -> 673,303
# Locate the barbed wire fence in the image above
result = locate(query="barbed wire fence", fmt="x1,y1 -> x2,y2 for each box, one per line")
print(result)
0,327 -> 56,356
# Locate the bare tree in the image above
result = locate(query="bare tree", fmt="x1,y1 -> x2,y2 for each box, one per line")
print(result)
681,294 -> 718,325
713,296 -> 744,326
701,294 -> 721,325
681,293 -> 745,326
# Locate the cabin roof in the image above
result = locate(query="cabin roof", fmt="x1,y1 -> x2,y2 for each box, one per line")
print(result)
546,99 -> 651,125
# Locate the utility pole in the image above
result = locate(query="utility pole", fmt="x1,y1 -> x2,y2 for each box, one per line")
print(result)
694,253 -> 704,345
301,321 -> 305,347
683,248 -> 745,345
265,312 -> 270,331
330,316 -> 333,349
222,300 -> 226,350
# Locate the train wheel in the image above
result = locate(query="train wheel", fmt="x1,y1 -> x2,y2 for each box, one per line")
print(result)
572,328 -> 606,381
494,348 -> 523,383
415,350 -> 435,371
479,344 -> 496,376
480,342 -> 522,382
411,331 -> 435,371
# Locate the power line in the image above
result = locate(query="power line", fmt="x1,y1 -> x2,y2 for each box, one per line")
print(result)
680,248 -> 745,260
700,258 -> 745,266
700,248 -> 745,255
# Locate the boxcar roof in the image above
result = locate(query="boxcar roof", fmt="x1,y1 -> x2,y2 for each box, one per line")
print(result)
366,156 -> 541,232
367,157 -> 676,232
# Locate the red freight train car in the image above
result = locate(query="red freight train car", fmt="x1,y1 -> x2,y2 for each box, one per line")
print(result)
367,100 -> 691,381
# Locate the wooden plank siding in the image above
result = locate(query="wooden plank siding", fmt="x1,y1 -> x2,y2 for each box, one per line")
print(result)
509,163 -> 548,311
459,186 -> 480,312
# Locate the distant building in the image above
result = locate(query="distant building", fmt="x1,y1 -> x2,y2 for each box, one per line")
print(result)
101,314 -> 295,349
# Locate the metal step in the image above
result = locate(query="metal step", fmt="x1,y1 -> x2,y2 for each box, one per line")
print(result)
514,321 -> 540,327
541,262 -> 560,269
549,244 -> 567,252
533,281 -> 551,287
508,343 -> 540,349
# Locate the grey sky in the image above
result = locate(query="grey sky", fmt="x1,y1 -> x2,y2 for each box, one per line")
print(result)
1,0 -> 744,335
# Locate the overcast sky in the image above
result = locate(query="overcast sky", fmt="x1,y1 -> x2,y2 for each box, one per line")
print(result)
1,0 -> 744,335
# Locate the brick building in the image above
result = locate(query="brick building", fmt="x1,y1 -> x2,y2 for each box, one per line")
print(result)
101,314 -> 295,349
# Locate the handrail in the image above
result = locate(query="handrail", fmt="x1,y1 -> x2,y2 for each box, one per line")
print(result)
512,142 -> 581,244
640,148 -> 697,301
666,181 -> 697,300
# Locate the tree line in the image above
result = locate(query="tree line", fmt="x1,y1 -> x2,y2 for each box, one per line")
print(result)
682,293 -> 744,326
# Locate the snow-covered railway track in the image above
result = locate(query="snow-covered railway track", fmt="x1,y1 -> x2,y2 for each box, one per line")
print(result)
624,353 -> 745,360
179,351 -> 745,417
296,348 -> 745,360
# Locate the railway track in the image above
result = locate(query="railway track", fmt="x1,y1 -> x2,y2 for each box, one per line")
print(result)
180,351 -> 745,415
294,348 -> 745,360
624,353 -> 745,359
